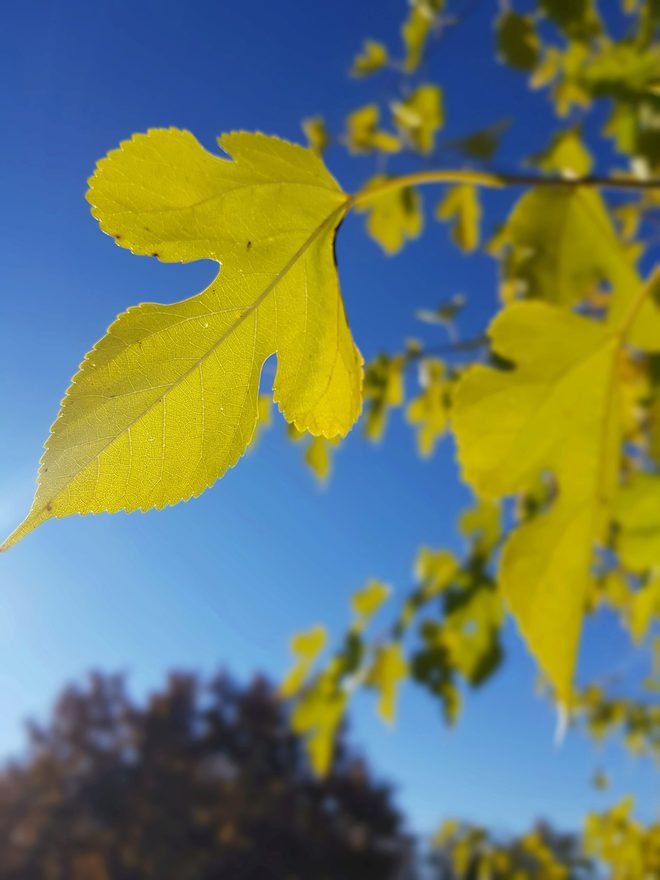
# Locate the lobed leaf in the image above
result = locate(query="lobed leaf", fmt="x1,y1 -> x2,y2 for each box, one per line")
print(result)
453,302 -> 623,700
2,129 -> 363,549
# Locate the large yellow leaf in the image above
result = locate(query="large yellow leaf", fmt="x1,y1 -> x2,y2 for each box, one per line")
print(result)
453,301 -> 624,701
2,129 -> 362,549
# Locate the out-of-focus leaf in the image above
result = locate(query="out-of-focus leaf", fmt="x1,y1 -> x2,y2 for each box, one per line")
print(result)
406,359 -> 450,457
530,129 -> 593,177
345,105 -> 400,154
363,354 -> 406,440
302,115 -> 330,155
454,302 -> 624,700
356,178 -> 423,254
368,643 -> 408,723
459,499 -> 501,557
491,187 -> 637,305
436,184 -> 481,252
616,472 -> 660,572
352,579 -> 391,624
281,626 -> 328,698
305,436 -> 336,484
392,84 -> 443,154
496,12 -> 539,71
351,39 -> 388,77
402,0 -> 444,73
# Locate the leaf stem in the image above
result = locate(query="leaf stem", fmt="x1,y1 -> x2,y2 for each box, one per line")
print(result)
351,169 -> 660,207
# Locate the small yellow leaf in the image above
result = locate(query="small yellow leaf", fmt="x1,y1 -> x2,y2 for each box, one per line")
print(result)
369,643 -> 408,723
459,498 -> 501,557
281,625 -> 327,698
402,0 -> 443,72
530,129 -> 593,177
350,39 -> 388,77
290,673 -> 347,775
304,436 -> 335,484
406,359 -> 450,457
345,105 -> 400,154
436,185 -> 481,253
356,178 -> 423,255
392,84 -> 443,155
352,579 -> 391,622
302,115 -> 329,155
363,354 -> 406,440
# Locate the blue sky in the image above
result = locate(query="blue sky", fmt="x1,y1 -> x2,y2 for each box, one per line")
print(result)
0,0 -> 657,836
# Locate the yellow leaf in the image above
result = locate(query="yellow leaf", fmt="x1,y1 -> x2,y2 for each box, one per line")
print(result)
369,643 -> 408,723
406,359 -> 450,457
290,671 -> 347,775
415,547 -> 457,594
301,115 -> 329,155
356,178 -> 423,255
3,129 -> 363,550
352,579 -> 390,622
453,302 -> 624,700
392,84 -> 443,155
345,105 -> 400,154
402,0 -> 443,73
530,129 -> 593,177
363,354 -> 406,440
281,625 -> 327,698
304,436 -> 335,484
436,185 -> 481,253
350,39 -> 388,77
492,187 -> 637,306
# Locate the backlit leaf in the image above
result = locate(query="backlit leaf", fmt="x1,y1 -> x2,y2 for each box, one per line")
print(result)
491,187 -> 637,305
302,115 -> 329,155
453,302 -> 624,700
352,579 -> 391,623
402,0 -> 444,73
350,39 -> 388,77
281,625 -> 328,698
345,105 -> 400,154
436,184 -> 481,252
368,643 -> 408,723
530,129 -> 593,177
392,84 -> 443,155
304,436 -> 335,484
3,129 -> 363,550
356,178 -> 423,255
405,359 -> 450,457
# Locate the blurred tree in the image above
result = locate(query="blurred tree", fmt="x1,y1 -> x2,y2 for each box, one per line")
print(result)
0,672 -> 407,880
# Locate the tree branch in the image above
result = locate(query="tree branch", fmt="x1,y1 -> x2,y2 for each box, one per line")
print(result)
351,169 -> 660,206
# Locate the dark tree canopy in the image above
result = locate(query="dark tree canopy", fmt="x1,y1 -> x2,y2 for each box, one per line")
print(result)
0,672 -> 406,880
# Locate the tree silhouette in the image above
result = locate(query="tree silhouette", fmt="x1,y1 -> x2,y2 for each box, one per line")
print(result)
0,672 -> 406,880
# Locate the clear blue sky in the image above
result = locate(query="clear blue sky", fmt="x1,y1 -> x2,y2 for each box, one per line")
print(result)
0,0 -> 656,836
